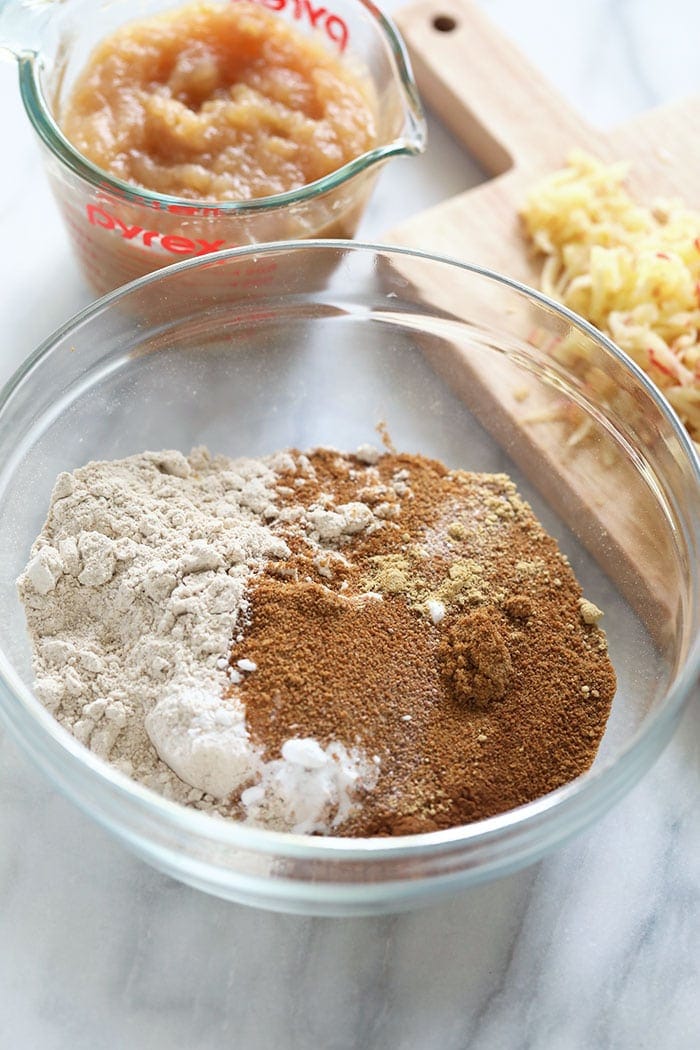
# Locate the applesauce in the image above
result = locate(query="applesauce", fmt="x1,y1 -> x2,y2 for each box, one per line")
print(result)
60,0 -> 378,201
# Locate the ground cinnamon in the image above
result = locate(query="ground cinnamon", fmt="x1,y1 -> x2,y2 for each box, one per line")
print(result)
226,448 -> 616,836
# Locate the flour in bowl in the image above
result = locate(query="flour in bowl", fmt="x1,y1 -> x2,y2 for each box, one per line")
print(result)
18,444 -> 616,836
17,447 -> 380,833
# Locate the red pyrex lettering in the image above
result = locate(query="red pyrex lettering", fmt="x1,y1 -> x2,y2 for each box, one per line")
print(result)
86,205 -> 227,256
234,0 -> 348,50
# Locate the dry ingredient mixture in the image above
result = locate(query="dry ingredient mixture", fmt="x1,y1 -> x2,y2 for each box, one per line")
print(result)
18,444 -> 616,837
521,150 -> 700,447
60,0 -> 377,201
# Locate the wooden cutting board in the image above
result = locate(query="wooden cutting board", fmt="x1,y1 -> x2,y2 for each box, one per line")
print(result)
383,0 -> 700,637
387,0 -> 700,270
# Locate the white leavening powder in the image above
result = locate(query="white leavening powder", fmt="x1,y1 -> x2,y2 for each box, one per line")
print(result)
240,738 -> 376,835
17,446 -> 381,832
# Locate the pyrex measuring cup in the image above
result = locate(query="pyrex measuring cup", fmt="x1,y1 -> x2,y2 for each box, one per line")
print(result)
0,0 -> 426,294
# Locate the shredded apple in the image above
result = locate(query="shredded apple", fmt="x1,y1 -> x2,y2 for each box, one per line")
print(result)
522,150 -> 700,446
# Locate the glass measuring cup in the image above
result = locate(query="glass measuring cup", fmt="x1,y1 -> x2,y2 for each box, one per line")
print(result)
0,0 -> 426,294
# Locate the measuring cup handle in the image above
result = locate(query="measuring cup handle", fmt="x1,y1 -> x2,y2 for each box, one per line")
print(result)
0,0 -> 52,58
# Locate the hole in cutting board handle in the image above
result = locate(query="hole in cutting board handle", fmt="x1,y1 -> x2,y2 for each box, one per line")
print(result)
432,14 -> 457,31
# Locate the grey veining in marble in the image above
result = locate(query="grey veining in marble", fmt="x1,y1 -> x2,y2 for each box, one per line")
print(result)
1,2 -> 700,1047
1,698 -> 699,1049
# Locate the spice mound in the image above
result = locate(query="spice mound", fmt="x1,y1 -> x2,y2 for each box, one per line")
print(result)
60,0 -> 377,201
17,445 -> 616,837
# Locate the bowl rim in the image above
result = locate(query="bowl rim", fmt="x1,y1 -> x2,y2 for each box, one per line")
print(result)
1,238 -> 699,862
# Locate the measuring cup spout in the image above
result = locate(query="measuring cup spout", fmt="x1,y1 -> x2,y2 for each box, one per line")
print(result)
0,0 -> 52,58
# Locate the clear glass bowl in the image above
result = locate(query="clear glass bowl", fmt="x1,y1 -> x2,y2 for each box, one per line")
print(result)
0,241 -> 698,916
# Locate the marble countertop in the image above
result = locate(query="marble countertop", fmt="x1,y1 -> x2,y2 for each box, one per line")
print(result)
1,1 -> 699,1047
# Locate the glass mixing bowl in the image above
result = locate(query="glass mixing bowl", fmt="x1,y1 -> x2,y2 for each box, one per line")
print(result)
0,242 -> 698,915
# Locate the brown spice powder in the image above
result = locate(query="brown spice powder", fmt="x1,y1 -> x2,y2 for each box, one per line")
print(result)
226,448 -> 616,836
439,609 -> 513,708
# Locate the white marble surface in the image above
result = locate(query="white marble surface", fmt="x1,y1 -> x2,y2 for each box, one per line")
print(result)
1,1 -> 700,1047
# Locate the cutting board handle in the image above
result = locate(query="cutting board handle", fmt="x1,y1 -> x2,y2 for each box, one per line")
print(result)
395,0 -> 593,175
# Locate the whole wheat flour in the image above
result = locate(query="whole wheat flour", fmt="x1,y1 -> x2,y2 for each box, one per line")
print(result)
17,446 -> 380,832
